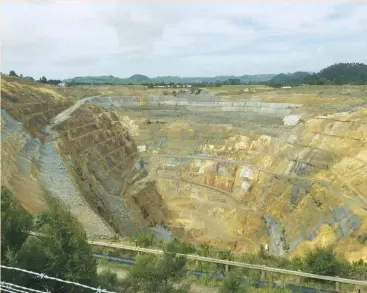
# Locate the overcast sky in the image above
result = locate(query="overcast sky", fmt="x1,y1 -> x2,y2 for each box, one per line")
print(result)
2,1 -> 367,79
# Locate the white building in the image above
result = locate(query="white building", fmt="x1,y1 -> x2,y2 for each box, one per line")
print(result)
58,82 -> 66,87
137,145 -> 147,152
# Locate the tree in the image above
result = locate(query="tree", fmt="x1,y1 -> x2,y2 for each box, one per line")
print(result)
1,187 -> 33,261
304,247 -> 349,277
9,70 -> 18,77
123,250 -> 190,293
198,242 -> 211,257
217,250 -> 233,272
5,194 -> 97,293
166,238 -> 195,254
39,76 -> 47,83
97,269 -> 121,291
220,272 -> 247,293
135,232 -> 154,247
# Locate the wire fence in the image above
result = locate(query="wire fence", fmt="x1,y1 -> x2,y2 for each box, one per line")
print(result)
0,265 -> 116,293
1,282 -> 50,293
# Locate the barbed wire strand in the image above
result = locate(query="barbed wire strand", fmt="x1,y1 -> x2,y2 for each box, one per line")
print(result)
0,265 -> 116,293
1,282 -> 50,293
1,284 -> 45,293
0,287 -> 21,293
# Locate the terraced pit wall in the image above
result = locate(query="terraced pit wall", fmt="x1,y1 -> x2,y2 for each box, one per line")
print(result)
90,94 -> 301,115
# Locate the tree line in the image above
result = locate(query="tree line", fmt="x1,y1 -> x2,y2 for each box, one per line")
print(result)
5,70 -> 62,85
268,63 -> 367,87
5,62 -> 367,88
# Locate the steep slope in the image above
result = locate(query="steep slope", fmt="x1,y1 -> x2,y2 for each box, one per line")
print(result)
53,104 -> 168,235
1,78 -> 75,213
1,77 -> 168,238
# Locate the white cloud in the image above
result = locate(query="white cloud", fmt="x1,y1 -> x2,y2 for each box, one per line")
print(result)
1,1 -> 367,79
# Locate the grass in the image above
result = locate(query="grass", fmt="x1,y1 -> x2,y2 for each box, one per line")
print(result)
96,259 -> 296,293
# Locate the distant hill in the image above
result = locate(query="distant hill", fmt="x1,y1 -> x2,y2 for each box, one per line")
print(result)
64,63 -> 367,86
269,63 -> 367,86
270,71 -> 311,85
128,74 -> 150,82
318,63 -> 367,84
150,74 -> 274,84
64,74 -> 275,85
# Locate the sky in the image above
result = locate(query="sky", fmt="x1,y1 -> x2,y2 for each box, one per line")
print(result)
2,1 -> 367,80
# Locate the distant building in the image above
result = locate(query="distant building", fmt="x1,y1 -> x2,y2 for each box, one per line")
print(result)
281,86 -> 291,89
264,243 -> 269,251
137,145 -> 147,152
58,82 -> 66,87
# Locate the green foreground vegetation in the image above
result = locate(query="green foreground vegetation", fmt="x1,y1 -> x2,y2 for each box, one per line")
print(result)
129,232 -> 367,280
1,187 -> 366,293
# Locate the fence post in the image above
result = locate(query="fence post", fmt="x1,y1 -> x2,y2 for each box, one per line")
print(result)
225,264 -> 229,273
261,266 -> 266,281
297,269 -> 302,285
335,277 -> 340,292
279,273 -> 284,286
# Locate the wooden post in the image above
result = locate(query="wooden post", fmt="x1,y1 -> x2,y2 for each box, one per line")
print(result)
297,269 -> 302,285
261,268 -> 266,281
279,274 -> 284,287
335,281 -> 340,292
225,264 -> 229,273
335,277 -> 340,292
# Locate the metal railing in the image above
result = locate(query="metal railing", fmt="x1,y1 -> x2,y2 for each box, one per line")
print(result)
90,240 -> 367,292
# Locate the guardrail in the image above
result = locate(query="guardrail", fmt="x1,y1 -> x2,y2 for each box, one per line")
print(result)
90,241 -> 367,293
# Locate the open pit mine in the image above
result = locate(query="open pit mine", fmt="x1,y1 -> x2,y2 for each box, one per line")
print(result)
1,77 -> 367,262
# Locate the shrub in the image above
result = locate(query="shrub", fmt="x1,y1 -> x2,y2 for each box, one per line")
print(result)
134,233 -> 154,248
304,247 -> 350,277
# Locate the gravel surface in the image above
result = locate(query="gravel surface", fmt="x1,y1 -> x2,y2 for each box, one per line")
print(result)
38,142 -> 114,237
264,214 -> 286,257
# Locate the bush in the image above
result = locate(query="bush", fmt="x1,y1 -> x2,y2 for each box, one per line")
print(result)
134,233 -> 154,247
166,238 -> 196,254
304,247 -> 350,277
220,271 -> 249,293
122,252 -> 190,293
97,269 -> 120,291
1,187 -> 33,261
357,234 -> 367,244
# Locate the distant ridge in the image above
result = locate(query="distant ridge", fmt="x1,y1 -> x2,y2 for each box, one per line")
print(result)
64,74 -> 275,85
64,62 -> 367,85
269,63 -> 367,86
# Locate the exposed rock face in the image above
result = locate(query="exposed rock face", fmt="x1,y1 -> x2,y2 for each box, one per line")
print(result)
2,78 -> 367,261
1,79 -> 168,238
54,105 -> 169,236
151,109 -> 367,260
